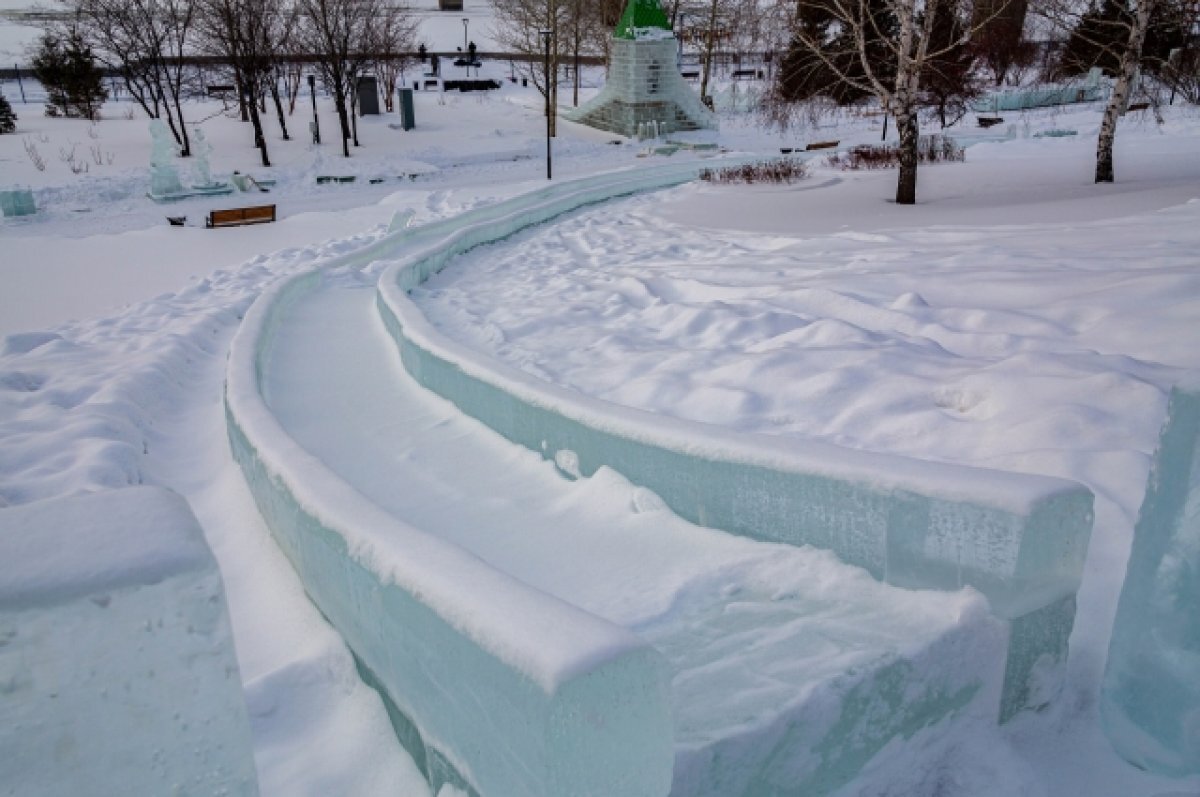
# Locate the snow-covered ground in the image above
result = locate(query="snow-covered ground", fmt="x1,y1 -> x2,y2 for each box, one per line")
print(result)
2,60 -> 1199,797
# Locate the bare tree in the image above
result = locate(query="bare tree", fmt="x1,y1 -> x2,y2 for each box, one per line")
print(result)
774,0 -> 1003,204
196,0 -> 280,166
1038,0 -> 1193,181
370,6 -> 418,112
492,0 -> 564,134
295,0 -> 407,156
63,0 -> 195,154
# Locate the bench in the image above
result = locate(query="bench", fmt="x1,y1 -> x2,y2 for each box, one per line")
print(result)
977,116 -> 1005,128
681,70 -> 700,80
205,204 -> 276,228
805,140 -> 839,150
730,69 -> 762,80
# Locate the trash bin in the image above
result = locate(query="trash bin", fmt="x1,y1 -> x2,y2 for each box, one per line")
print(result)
398,87 -> 415,131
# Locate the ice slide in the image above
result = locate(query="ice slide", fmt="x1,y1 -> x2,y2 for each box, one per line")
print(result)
225,162 -> 1095,796
255,274 -> 1003,797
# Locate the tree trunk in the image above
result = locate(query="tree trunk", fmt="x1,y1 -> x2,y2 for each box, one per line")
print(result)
248,93 -> 270,167
334,92 -> 351,157
896,110 -> 919,205
1096,0 -> 1155,183
699,0 -> 719,105
173,100 -> 191,157
270,79 -> 290,140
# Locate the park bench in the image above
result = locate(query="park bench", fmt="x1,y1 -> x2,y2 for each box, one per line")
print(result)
805,140 -> 839,150
681,70 -> 700,80
730,69 -> 763,80
205,204 -> 276,228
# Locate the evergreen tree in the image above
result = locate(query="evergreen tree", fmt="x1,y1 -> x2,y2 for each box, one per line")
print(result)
0,93 -> 16,134
31,28 -> 107,119
1057,0 -> 1189,78
922,0 -> 980,127
776,0 -> 898,104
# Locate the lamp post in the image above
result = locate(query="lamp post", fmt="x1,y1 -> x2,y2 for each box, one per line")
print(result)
462,18 -> 470,77
307,74 -> 320,145
541,29 -> 552,180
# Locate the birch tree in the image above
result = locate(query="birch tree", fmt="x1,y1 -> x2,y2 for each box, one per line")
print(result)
775,0 -> 997,204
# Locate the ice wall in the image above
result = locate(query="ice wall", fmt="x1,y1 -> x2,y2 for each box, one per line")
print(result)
1102,380 -> 1200,777
226,270 -> 675,797
0,487 -> 259,797
373,174 -> 1096,725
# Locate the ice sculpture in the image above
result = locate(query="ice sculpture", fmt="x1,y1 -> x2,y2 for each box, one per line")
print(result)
148,119 -> 184,198
189,126 -> 227,190
1102,380 -> 1200,776
0,487 -> 259,796
566,0 -> 716,136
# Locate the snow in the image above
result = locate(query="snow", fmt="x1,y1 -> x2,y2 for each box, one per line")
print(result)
2,52 -> 1199,797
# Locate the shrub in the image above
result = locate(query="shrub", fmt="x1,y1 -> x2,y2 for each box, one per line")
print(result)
824,135 -> 964,170
0,94 -> 16,134
699,158 -> 810,185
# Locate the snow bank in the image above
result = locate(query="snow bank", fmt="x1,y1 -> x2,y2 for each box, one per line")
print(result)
0,486 -> 259,796
373,164 -> 1097,724
226,269 -> 675,797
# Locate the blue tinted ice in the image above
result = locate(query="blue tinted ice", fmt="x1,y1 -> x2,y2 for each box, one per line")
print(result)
1102,382 -> 1200,776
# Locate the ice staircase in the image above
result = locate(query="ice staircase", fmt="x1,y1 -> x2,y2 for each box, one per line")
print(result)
225,162 -> 1096,797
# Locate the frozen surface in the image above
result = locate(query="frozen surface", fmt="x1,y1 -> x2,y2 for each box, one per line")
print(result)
0,487 -> 259,796
1102,380 -> 1200,776
230,273 -> 677,797
258,276 -> 1005,794
1,81 -> 1198,796
376,167 -> 1095,724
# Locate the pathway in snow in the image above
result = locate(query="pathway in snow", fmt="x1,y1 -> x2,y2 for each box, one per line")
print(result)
260,276 -> 994,768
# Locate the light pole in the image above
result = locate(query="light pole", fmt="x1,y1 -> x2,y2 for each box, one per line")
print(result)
307,74 -> 320,145
462,18 -> 470,77
541,29 -> 552,180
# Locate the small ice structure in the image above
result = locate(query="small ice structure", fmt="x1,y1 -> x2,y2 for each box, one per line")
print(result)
189,126 -> 227,191
0,187 -> 36,218
0,487 -> 259,795
1102,380 -> 1200,777
148,119 -> 185,198
566,0 -> 715,137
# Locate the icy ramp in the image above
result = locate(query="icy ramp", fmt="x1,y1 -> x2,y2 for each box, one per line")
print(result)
257,277 -> 1005,796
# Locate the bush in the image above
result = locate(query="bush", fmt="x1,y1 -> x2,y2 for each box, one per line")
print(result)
824,135 -> 964,170
0,94 -> 16,134
699,158 -> 810,185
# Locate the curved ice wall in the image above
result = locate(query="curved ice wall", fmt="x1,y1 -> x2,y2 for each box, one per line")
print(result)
223,161 -> 758,796
374,168 -> 1097,725
1102,379 -> 1200,777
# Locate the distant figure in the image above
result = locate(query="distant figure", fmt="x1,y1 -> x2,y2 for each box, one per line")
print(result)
418,43 -> 427,62
431,53 -> 440,77
468,41 -> 477,63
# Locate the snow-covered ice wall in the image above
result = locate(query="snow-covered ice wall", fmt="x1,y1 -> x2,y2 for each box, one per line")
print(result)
0,487 -> 259,797
1102,379 -> 1200,777
374,166 -> 1096,725
226,267 -> 677,797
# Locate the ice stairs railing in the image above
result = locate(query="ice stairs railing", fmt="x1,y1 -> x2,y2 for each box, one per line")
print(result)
373,165 -> 1097,726
225,157 -> 776,797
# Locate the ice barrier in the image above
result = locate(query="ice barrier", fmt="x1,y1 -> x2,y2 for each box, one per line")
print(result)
226,269 -> 677,797
0,487 -> 259,797
374,171 -> 1096,725
1102,379 -> 1200,777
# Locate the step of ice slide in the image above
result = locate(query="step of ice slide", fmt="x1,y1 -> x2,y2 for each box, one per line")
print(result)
258,276 -> 1006,796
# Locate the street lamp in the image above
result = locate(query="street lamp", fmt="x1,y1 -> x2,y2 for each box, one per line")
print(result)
462,18 -> 470,77
540,29 -> 552,180
307,74 -> 320,145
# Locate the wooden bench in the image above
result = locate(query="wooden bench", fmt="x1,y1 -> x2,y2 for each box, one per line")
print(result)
206,204 -> 276,228
730,69 -> 762,80
805,140 -> 839,150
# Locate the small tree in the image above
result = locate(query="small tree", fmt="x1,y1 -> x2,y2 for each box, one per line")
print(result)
32,28 -> 108,119
0,94 -> 17,133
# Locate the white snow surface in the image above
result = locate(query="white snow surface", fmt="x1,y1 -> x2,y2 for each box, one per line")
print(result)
2,78 -> 1199,797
